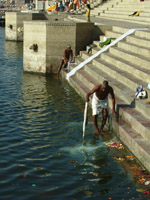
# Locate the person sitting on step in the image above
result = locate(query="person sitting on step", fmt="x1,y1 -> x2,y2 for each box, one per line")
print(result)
57,45 -> 73,76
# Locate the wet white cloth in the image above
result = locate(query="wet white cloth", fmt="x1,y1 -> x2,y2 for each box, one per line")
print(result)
92,93 -> 108,116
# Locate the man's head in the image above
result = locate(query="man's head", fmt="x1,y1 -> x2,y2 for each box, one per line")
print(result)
102,80 -> 109,89
66,44 -> 71,50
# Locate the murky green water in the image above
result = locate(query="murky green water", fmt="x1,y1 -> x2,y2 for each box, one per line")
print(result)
0,27 -> 148,200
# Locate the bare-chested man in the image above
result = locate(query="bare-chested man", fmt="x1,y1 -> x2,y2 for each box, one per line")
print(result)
57,45 -> 73,76
85,80 -> 117,135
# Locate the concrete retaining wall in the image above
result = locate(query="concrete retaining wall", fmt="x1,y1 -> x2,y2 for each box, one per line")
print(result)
5,12 -> 66,41
24,21 -> 47,73
23,21 -> 94,74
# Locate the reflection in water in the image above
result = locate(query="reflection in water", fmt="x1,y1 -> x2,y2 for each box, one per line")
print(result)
0,27 -> 147,200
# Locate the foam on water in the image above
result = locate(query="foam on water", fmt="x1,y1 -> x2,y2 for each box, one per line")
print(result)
60,139 -> 105,155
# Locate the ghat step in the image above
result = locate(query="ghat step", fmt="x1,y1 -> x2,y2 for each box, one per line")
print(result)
68,68 -> 150,171
66,25 -> 150,171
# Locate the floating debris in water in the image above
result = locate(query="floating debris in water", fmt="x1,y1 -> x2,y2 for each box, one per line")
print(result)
144,190 -> 150,195
130,166 -> 142,171
32,108 -> 41,112
136,188 -> 145,193
57,153 -> 62,156
104,142 -> 124,149
113,157 -> 125,162
92,172 -> 99,177
8,149 -> 12,151
69,159 -> 80,165
23,174 -> 27,178
84,190 -> 93,195
126,155 -> 134,160
138,178 -> 145,184
145,181 -> 150,186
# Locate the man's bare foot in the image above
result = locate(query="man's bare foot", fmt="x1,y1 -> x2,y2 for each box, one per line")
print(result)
95,129 -> 100,135
56,74 -> 60,79
100,130 -> 105,135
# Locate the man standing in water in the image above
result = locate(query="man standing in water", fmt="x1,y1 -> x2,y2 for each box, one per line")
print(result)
85,80 -> 117,135
57,45 -> 73,76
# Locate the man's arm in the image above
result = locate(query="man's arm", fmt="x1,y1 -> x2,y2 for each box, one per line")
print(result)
70,50 -> 73,61
110,87 -> 117,116
64,50 -> 68,61
85,85 -> 100,102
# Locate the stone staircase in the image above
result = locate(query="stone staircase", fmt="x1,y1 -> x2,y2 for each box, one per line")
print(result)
91,0 -> 150,25
66,26 -> 150,171
91,0 -> 122,16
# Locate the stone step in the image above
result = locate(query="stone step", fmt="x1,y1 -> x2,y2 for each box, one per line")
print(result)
112,114 -> 150,172
135,30 -> 150,40
74,69 -> 99,90
109,29 -> 150,42
70,60 -> 150,133
93,40 -> 100,47
140,12 -> 150,17
105,30 -> 123,39
92,57 -> 147,90
82,37 -> 150,83
69,74 -> 89,100
119,105 -> 150,141
126,34 -> 150,48
109,46 -> 150,69
83,62 -> 150,118
71,62 -> 150,126
108,6 -> 145,11
112,26 -> 130,34
93,54 -> 150,97
115,4 -> 150,9
143,7 -> 150,12
69,67 -> 150,172
80,51 -> 91,60
100,13 -> 150,22
108,94 -> 150,142
105,10 -> 134,15
75,56 -> 84,65
95,15 -> 149,25
117,40 -> 150,58
101,52 -> 150,83
81,47 -> 150,87
107,11 -> 150,18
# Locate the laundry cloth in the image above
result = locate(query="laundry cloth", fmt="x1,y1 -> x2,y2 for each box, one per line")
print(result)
92,93 -> 108,116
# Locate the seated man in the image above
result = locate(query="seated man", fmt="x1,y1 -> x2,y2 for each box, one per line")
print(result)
57,45 -> 73,76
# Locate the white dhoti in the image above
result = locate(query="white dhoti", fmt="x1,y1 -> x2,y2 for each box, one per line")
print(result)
92,93 -> 108,116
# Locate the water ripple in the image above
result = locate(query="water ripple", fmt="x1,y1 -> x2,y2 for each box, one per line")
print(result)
0,27 -> 147,200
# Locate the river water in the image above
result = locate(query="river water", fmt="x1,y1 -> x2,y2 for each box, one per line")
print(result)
0,27 -> 148,200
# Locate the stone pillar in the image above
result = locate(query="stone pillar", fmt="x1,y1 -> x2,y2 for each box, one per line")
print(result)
23,21 -> 94,74
5,12 -> 67,41
24,21 -> 47,73
5,12 -> 33,41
